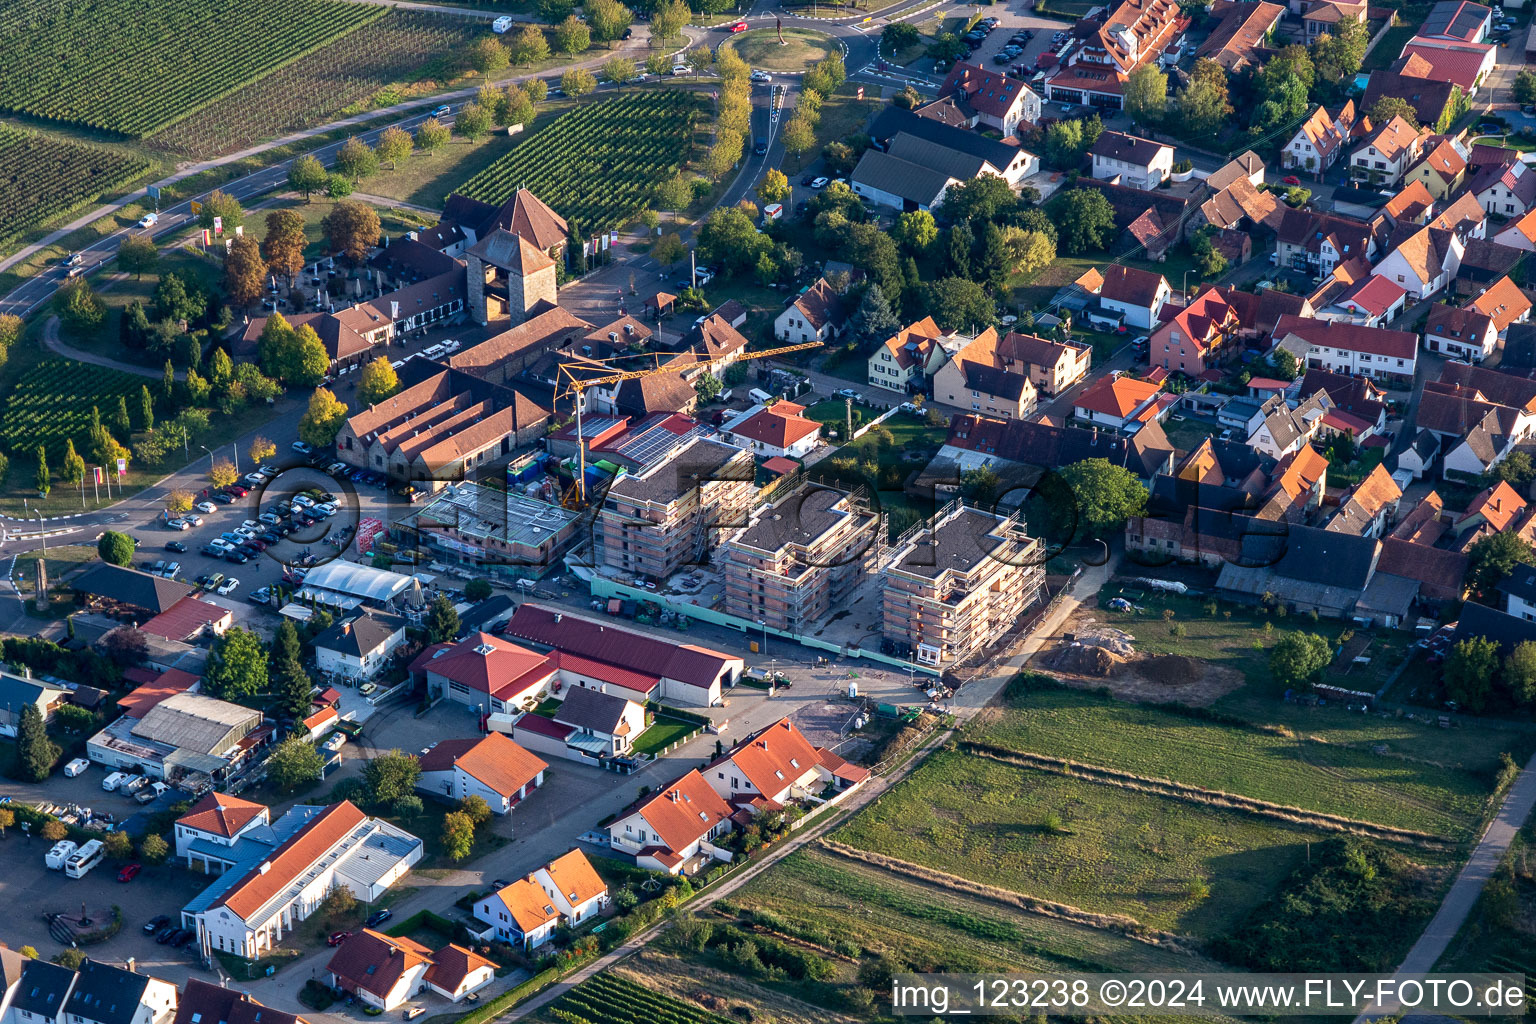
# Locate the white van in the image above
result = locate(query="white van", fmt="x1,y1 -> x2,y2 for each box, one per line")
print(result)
101,771 -> 128,791
63,758 -> 90,777
492,15 -> 513,32
46,841 -> 78,870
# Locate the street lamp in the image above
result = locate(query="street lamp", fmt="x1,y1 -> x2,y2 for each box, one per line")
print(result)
756,618 -> 767,656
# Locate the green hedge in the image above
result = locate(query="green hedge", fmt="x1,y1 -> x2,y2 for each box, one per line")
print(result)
452,968 -> 559,1024
385,909 -> 456,939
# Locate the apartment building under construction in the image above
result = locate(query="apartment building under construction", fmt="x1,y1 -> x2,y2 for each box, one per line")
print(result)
882,499 -> 1044,666
597,438 -> 756,581
721,483 -> 882,633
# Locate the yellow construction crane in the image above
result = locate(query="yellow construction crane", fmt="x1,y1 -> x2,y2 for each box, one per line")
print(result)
554,339 -> 823,501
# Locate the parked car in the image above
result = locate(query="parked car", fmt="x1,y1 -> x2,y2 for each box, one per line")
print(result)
836,388 -> 859,398
213,491 -> 235,504
195,500 -> 217,513
165,518 -> 190,531
248,587 -> 272,604
155,925 -> 179,943
117,863 -> 142,882
292,441 -> 314,455
217,578 -> 240,596
329,931 -> 353,947
810,176 -> 829,188
365,909 -> 393,928
144,915 -> 172,934
164,541 -> 187,553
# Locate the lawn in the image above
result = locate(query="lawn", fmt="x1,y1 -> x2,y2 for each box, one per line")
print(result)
733,847 -> 1240,974
725,28 -> 838,72
1160,414 -> 1221,452
1362,23 -> 1417,70
632,716 -> 698,756
830,747 -> 1332,938
971,684 -> 1493,840
793,80 -> 883,174
1009,250 -> 1201,317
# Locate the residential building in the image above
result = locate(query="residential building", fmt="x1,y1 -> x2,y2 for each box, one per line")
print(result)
173,792 -> 272,871
995,332 -> 1092,395
1273,315 -> 1419,381
0,672 -> 69,739
1404,137 -> 1468,198
882,501 -> 1045,666
1282,102 -> 1357,171
720,402 -> 823,459
1196,175 -> 1283,235
417,633 -> 557,714
1323,463 -> 1403,536
598,438 -> 755,581
531,849 -> 609,927
327,931 -> 434,1010
504,603 -> 743,707
1072,373 -> 1165,430
1468,152 -> 1536,218
551,685 -> 647,757
722,484 -> 880,633
1494,206 -> 1536,250
62,961 -> 176,1024
1097,264 -> 1171,329
1069,179 -> 1196,259
935,415 -> 1175,481
1323,274 -> 1409,326
1454,238 -> 1519,297
1362,60 -> 1460,131
866,106 -> 1040,185
1424,303 -> 1497,361
312,613 -> 406,682
936,63 -> 1043,136
1090,131 -> 1175,190
172,979 -> 307,1024
1350,116 -> 1429,185
931,328 -> 1037,418
606,769 -> 735,874
1419,0 -> 1492,42
1194,0 -> 1285,70
416,733 -> 548,814
705,717 -> 869,812
1247,390 -> 1334,458
1073,0 -> 1190,76
1148,284 -> 1242,375
867,317 -> 954,393
1275,209 -> 1374,276
1371,224 -> 1464,299
1427,190 -> 1488,240
472,880 -> 559,949
1468,275 -> 1532,338
1303,0 -> 1366,36
422,947 -> 497,1003
1498,562 -> 1536,621
10,961 -> 78,1024
186,801 -> 422,961
774,278 -> 846,344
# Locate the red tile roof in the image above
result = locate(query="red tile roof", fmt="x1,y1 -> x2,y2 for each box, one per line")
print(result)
419,732 -> 548,799
117,668 -> 199,718
139,594 -> 233,642
1400,40 -> 1491,91
1337,275 -> 1407,317
552,651 -> 659,696
490,877 -> 561,932
728,405 -> 822,449
420,632 -> 555,701
513,713 -> 574,740
1074,374 -> 1162,418
327,930 -> 434,1000
1469,276 -> 1532,332
541,849 -> 607,907
423,945 -> 495,993
627,769 -> 733,853
1462,480 -> 1527,531
504,604 -> 737,690
219,801 -> 368,920
714,717 -> 870,797
938,63 -> 1033,120
177,792 -> 267,839
1273,315 -> 1418,359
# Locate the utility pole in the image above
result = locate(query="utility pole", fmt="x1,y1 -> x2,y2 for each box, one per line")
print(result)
844,396 -> 852,441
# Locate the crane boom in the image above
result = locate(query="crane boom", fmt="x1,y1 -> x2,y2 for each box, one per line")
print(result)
555,339 -> 823,501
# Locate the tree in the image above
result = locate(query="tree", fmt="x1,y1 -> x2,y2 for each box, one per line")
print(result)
262,209 -> 307,285
942,175 -> 1018,225
1466,530 -> 1535,600
510,23 -> 551,64
652,0 -> 689,43
60,438 -> 85,486
1502,639 -> 1536,707
210,458 -> 238,488
553,14 -> 591,53
883,20 -> 920,52
460,794 -> 494,825
320,884 -> 358,923
364,750 -> 422,807
41,820 -> 67,842
1367,95 -> 1418,129
1054,190 -> 1116,255
56,278 -> 105,333
1272,347 -> 1300,380
587,0 -> 633,43
561,67 -> 597,98
376,125 -> 413,169
0,807 -> 12,838
468,35 -> 510,75
442,811 -> 475,861
973,221 -> 1010,291
1444,636 -> 1500,712
104,830 -> 133,860
223,235 -> 267,308
288,154 -> 328,201
34,446 -> 49,497
155,271 -> 207,324
0,313 -> 21,352
416,117 -> 450,153
163,489 -> 194,517
118,235 -> 158,280
267,737 -> 325,790
921,278 -> 995,333
756,168 -> 790,205
652,232 -> 685,266
1177,75 -> 1232,137
1044,119 -> 1084,170
960,466 -> 1001,507
336,136 -> 378,181
321,200 -> 382,263
140,833 -> 169,864
1191,226 -> 1229,278
781,116 -> 815,160
16,704 -> 58,782
893,210 -> 938,255
1260,44 -> 1315,94
248,437 -> 276,465
299,387 -> 349,449
1002,226 -> 1055,277
1269,631 -> 1332,689
198,190 -> 244,233
326,174 -> 354,200
1124,63 -> 1167,128
455,101 -> 494,142
1058,458 -> 1149,538
427,592 -> 461,644
97,530 -> 136,566
357,356 -> 400,406
207,627 -> 268,700
1516,69 -> 1536,106
53,950 -> 85,971
847,284 -> 900,350
602,55 -> 636,87
698,207 -> 770,276
140,386 -> 155,431
695,372 -> 723,402
1312,19 -> 1368,84
1495,450 -> 1536,489
465,578 -> 494,602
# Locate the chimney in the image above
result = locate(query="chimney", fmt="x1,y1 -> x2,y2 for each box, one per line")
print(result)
554,614 -> 562,624
342,622 -> 352,635
126,958 -> 136,974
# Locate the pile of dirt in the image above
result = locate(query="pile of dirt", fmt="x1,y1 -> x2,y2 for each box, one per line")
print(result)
1139,654 -> 1205,685
1050,642 -> 1123,677
1075,623 -> 1135,658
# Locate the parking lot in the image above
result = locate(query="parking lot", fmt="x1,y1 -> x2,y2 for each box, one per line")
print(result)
930,6 -> 1067,83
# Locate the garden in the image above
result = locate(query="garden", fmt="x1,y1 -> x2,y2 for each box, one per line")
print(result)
0,0 -> 384,137
458,90 -> 704,234
0,128 -> 151,248
148,10 -> 483,158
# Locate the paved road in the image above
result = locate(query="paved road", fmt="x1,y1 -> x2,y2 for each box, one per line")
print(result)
1355,751 -> 1536,1023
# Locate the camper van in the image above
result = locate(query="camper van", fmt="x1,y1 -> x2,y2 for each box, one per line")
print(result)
492,15 -> 513,32
64,839 -> 105,878
46,841 -> 78,870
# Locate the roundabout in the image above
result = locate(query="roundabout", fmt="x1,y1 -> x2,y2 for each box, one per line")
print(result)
723,26 -> 840,73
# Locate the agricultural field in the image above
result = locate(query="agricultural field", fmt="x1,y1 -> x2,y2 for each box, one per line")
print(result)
0,0 -> 384,137
830,746 -> 1344,938
458,90 -> 703,234
543,972 -> 734,1024
149,11 -> 482,158
0,128 -> 151,247
1,360 -> 147,460
970,685 -> 1493,840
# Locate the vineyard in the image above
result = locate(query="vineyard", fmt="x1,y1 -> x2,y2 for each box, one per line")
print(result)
0,0 -> 383,137
547,974 -> 734,1024
1,361 -> 145,459
0,128 -> 150,246
459,91 -> 703,233
151,11 -> 481,158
